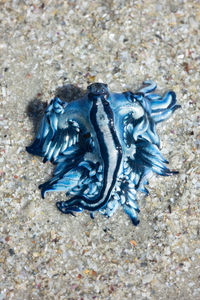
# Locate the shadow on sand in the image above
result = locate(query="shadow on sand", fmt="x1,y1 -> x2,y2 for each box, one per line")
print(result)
26,84 -> 85,135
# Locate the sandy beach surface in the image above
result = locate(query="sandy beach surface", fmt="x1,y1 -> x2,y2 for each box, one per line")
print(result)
0,1 -> 199,299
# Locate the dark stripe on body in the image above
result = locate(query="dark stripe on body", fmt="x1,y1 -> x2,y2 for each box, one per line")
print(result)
68,94 -> 122,211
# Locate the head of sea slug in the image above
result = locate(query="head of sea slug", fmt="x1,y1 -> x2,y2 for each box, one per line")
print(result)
87,82 -> 109,97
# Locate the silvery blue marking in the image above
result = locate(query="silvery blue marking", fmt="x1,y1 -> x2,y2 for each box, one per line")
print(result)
26,81 -> 180,225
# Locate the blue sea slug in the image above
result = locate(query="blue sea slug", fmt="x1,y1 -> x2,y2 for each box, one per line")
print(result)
26,81 -> 180,225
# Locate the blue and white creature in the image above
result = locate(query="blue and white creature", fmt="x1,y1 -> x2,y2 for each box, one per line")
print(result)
26,81 -> 180,225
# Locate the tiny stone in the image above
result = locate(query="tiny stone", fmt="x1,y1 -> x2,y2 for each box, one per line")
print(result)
55,63 -> 61,70
170,4 -> 178,13
62,72 -> 68,80
8,249 -> 15,256
143,274 -> 154,284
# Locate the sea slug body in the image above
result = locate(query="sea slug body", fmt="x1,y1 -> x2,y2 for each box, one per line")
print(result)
26,81 -> 180,225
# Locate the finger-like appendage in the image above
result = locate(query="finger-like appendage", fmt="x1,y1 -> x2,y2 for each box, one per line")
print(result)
138,80 -> 157,94
123,203 -> 140,226
56,201 -> 83,214
152,104 -> 181,123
